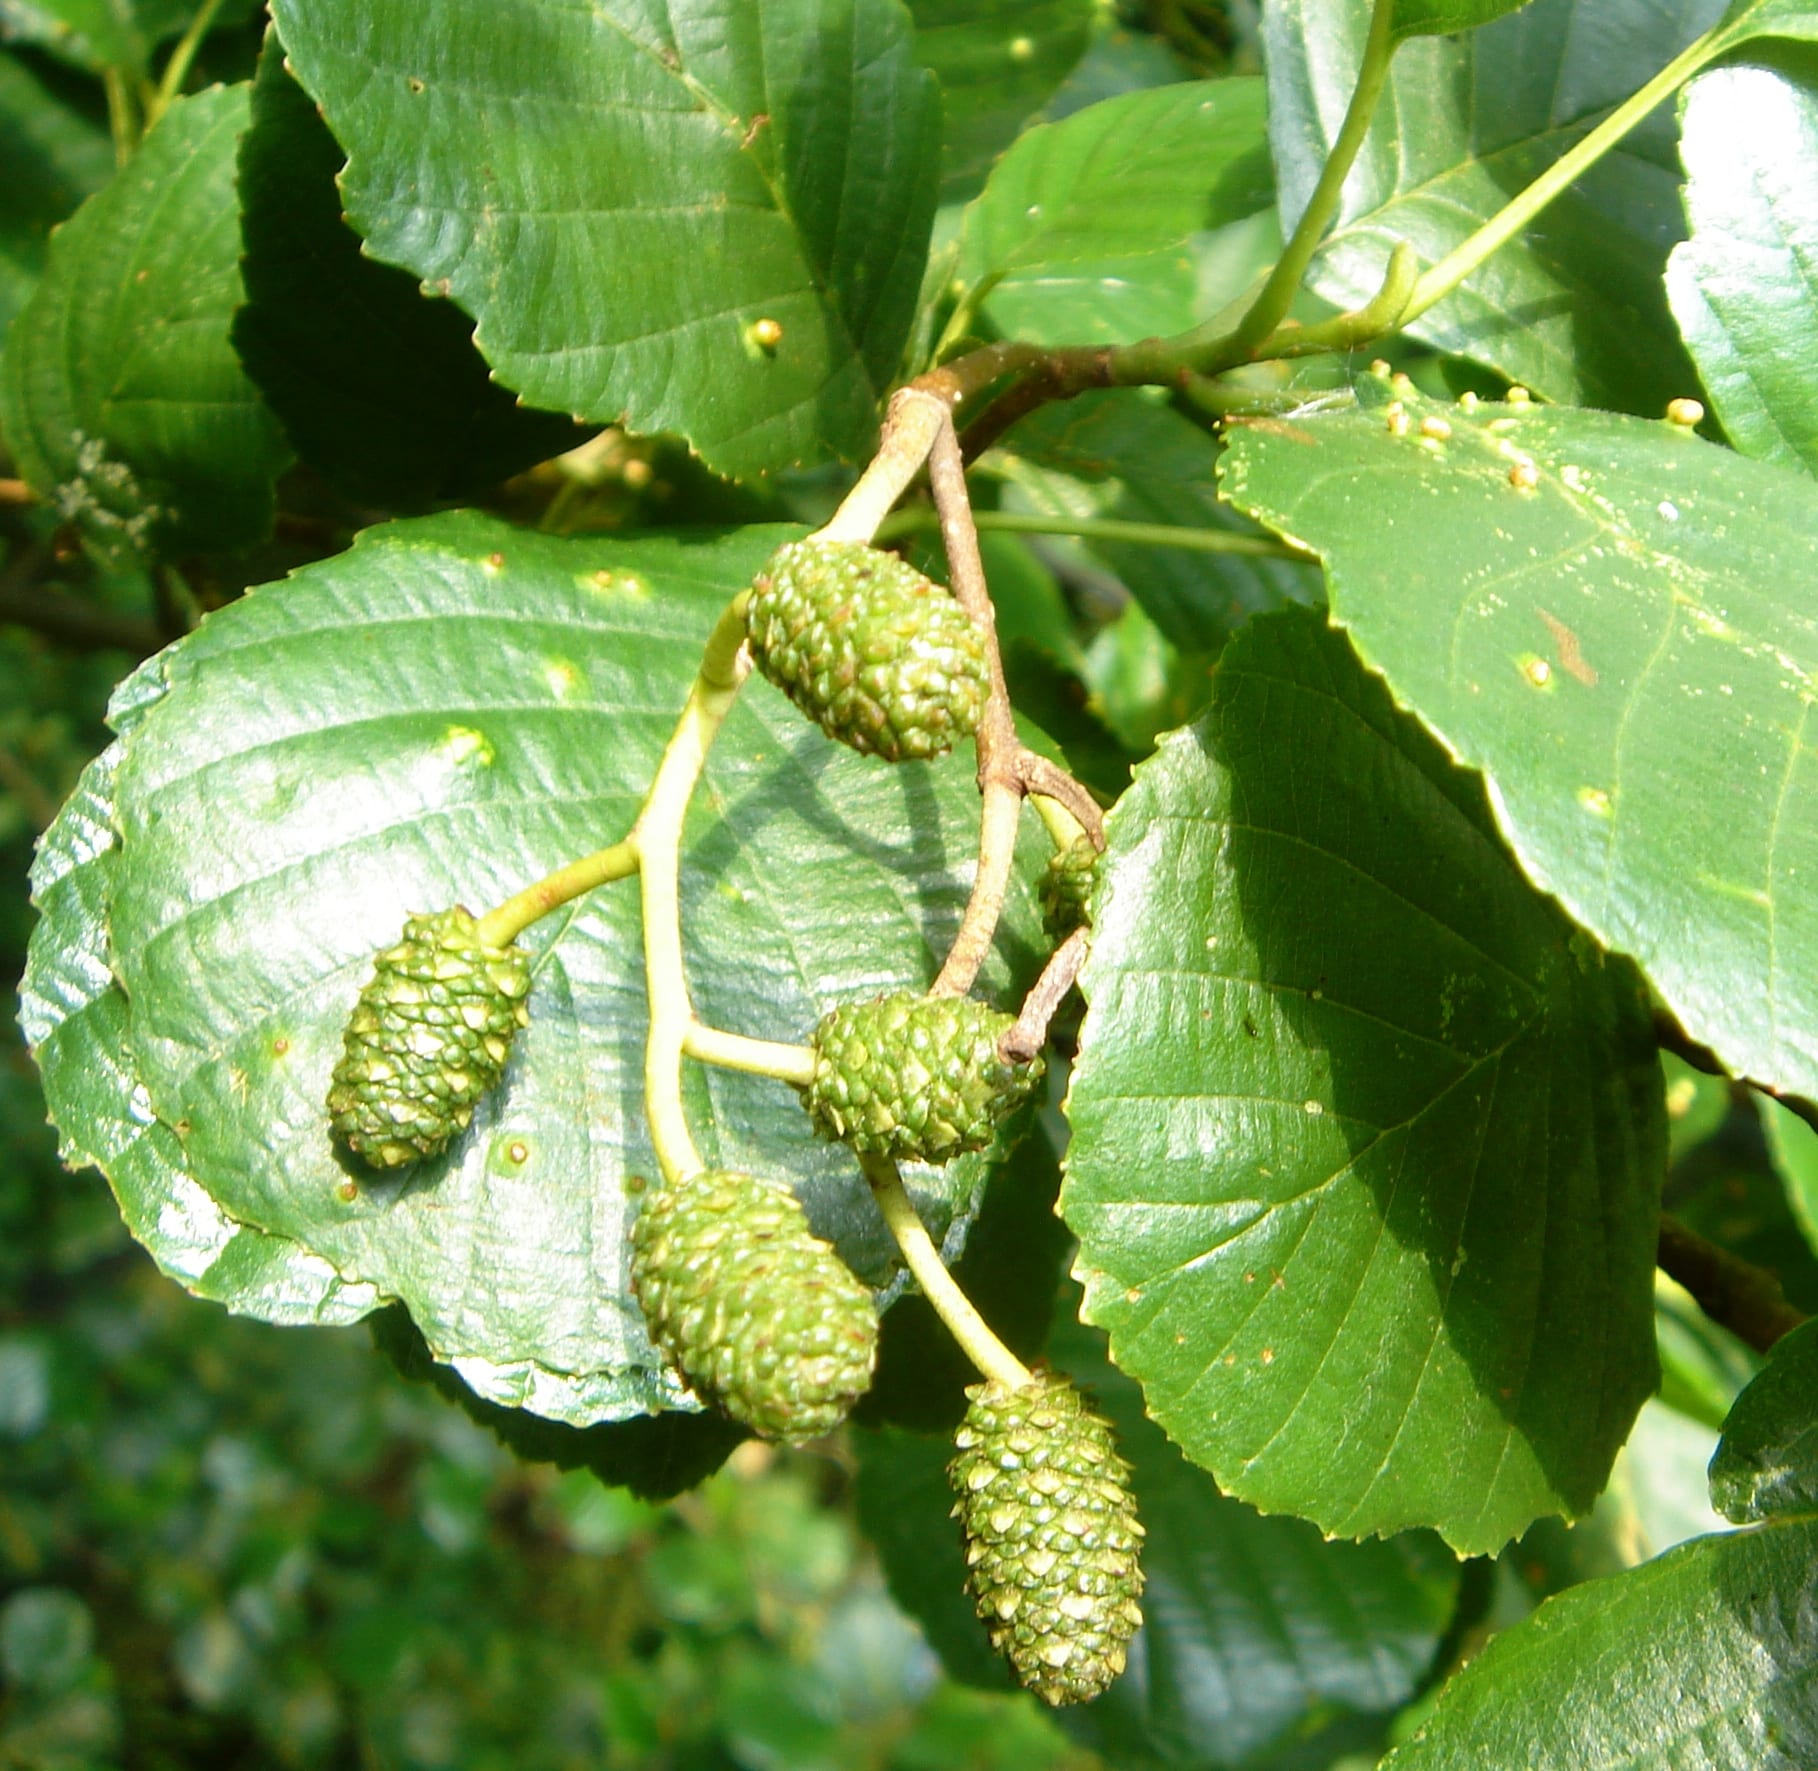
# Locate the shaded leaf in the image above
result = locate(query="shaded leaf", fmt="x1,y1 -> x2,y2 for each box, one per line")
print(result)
268,0 -> 940,480
1709,1317 -> 1818,1522
994,391 -> 1319,651
369,1305 -> 746,1501
0,0 -> 194,76
0,52 -> 111,360
1263,0 -> 1721,411
1063,607 -> 1665,1554
856,1293 -> 1461,1766
911,0 -> 1095,199
0,83 -> 289,564
1384,1518 -> 1818,1770
46,513 -> 1049,1424
1667,55 -> 1818,476
954,79 -> 1272,345
233,33 -> 585,510
1760,1094 -> 1818,1258
1220,377 -> 1818,1113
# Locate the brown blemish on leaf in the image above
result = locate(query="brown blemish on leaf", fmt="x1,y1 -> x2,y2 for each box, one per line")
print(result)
1538,609 -> 1598,687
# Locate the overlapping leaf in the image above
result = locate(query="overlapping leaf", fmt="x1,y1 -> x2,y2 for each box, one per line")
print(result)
268,0 -> 940,481
0,84 -> 289,563
1221,377 -> 1818,1111
1709,1318 -> 1818,1522
953,78 -> 1272,345
1063,607 -> 1664,1554
1668,58 -> 1818,476
1383,1518 -> 1818,1770
1391,0 -> 1536,35
0,52 -> 111,360
1264,0 -> 1722,412
857,1296 -> 1461,1767
234,35 -> 584,509
24,512 -> 1051,1424
994,391 -> 1318,651
0,0 -> 196,76
911,0 -> 1095,198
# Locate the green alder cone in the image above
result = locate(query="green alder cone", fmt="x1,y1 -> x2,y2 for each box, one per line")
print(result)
745,538 -> 990,761
1038,835 -> 1099,941
326,907 -> 532,1168
803,991 -> 1044,1163
949,1372 -> 1146,1706
629,1168 -> 878,1444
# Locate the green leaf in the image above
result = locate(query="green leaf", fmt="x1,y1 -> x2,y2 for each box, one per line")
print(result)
1760,1095 -> 1818,1257
233,33 -> 584,510
1220,378 -> 1818,1113
267,0 -> 940,481
856,1296 -> 1461,1765
0,53 -> 111,360
1382,1517 -> 1818,1770
1063,606 -> 1665,1554
1263,0 -> 1719,411
1716,0 -> 1818,49
0,0 -> 193,76
1667,56 -> 1818,477
993,391 -> 1319,651
1709,1317 -> 1818,1522
0,83 -> 289,565
953,79 -> 1272,346
19,741 -> 381,1326
1391,0 -> 1537,36
911,0 -> 1095,199
58,512 -> 1049,1424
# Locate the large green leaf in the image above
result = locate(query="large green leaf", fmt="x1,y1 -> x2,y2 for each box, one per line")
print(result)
953,79 -> 1272,346
1667,57 -> 1818,477
0,83 -> 289,564
993,391 -> 1319,651
0,52 -> 111,360
1709,1318 -> 1818,1522
1263,0 -> 1722,412
1383,1517 -> 1818,1770
911,0 -> 1095,199
857,1296 -> 1460,1767
50,512 -> 1049,1424
233,34 -> 584,510
19,741 -> 380,1327
1063,607 -> 1665,1554
268,0 -> 940,481
1221,377 -> 1818,1112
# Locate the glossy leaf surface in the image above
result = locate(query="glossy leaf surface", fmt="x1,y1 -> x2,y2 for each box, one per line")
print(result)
1709,1317 -> 1818,1522
1264,0 -> 1721,411
1222,377 -> 1818,1110
269,0 -> 940,479
1668,58 -> 1818,476
1064,607 -> 1665,1553
1384,1518 -> 1818,1770
27,513 -> 1050,1423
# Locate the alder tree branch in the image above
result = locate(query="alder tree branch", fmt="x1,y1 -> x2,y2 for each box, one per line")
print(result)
1000,928 -> 1089,1065
1658,1214 -> 1808,1355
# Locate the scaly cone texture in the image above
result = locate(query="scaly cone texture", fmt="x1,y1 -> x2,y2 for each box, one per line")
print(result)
802,991 -> 1043,1163
1039,835 -> 1099,941
629,1168 -> 878,1444
327,907 -> 532,1168
745,538 -> 989,762
949,1373 -> 1145,1706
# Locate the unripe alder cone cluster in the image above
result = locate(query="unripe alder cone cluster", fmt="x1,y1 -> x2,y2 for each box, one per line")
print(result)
325,536 -> 1136,1703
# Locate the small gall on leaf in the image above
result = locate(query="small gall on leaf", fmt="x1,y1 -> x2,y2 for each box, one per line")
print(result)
1665,398 -> 1704,428
1506,386 -> 1533,407
747,317 -> 784,356
1508,457 -> 1540,490
1419,416 -> 1452,441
